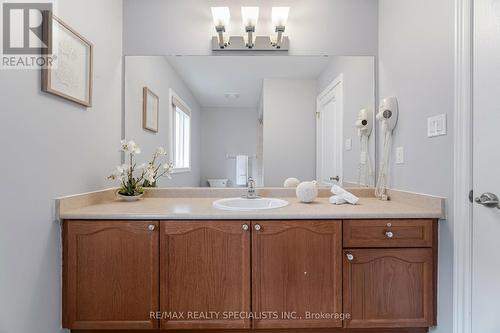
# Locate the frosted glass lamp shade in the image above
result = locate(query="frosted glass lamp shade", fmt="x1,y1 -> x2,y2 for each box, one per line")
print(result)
211,7 -> 230,27
241,7 -> 259,27
272,7 -> 290,27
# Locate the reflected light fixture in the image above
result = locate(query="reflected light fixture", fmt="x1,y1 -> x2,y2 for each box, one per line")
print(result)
241,7 -> 259,48
272,7 -> 290,48
211,7 -> 230,48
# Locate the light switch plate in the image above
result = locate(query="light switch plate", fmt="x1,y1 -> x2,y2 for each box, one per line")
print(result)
396,147 -> 404,164
428,114 -> 447,137
345,138 -> 352,151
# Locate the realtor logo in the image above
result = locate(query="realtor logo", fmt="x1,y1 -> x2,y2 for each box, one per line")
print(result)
1,1 -> 55,69
2,2 -> 52,54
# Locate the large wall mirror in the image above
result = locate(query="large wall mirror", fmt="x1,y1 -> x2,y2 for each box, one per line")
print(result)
124,55 -> 376,188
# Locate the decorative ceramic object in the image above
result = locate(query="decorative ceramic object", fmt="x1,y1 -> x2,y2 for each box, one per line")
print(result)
283,177 -> 300,188
116,191 -> 144,202
296,181 -> 319,203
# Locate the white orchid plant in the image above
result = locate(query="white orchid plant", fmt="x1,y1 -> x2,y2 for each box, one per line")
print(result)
142,146 -> 174,188
108,140 -> 174,196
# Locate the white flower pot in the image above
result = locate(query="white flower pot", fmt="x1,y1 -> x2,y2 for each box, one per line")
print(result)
116,191 -> 144,202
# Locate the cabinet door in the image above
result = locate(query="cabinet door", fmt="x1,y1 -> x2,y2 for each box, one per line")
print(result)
252,221 -> 342,329
160,221 -> 251,329
63,221 -> 159,330
343,248 -> 434,328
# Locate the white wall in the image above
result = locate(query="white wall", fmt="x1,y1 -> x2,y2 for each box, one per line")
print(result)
317,56 -> 376,185
123,0 -> 378,56
200,107 -> 258,187
378,1 -> 454,332
0,1 -> 123,332
263,79 -> 317,186
124,56 -> 202,186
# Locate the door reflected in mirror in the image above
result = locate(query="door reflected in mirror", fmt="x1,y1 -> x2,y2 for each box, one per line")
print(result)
124,56 -> 375,188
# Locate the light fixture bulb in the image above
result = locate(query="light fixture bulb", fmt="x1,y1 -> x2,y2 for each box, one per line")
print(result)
272,7 -> 290,27
241,7 -> 259,28
211,7 -> 230,28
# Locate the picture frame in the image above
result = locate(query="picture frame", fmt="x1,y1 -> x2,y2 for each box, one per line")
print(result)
41,12 -> 93,107
143,87 -> 159,133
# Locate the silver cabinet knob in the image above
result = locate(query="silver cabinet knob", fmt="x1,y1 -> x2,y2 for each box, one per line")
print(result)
148,224 -> 156,231
254,224 -> 262,231
475,192 -> 500,209
346,253 -> 354,261
242,224 -> 249,231
385,231 -> 394,238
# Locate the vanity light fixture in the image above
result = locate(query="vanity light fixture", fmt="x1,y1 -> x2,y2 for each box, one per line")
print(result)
271,7 -> 290,48
211,7 -> 231,48
211,6 -> 289,51
241,7 -> 259,48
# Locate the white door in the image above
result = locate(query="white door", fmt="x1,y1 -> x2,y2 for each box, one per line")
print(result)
472,1 -> 500,332
316,76 -> 343,186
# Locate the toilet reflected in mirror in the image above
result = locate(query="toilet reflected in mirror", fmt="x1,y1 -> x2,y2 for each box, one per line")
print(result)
124,56 -> 375,188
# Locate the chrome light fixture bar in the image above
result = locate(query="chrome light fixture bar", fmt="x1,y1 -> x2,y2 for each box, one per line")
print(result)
211,6 -> 290,51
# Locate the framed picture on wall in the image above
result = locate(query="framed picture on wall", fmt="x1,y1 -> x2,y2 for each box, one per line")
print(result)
41,12 -> 93,107
143,87 -> 159,132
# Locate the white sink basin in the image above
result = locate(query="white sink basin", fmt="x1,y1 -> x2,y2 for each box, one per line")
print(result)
213,197 -> 289,211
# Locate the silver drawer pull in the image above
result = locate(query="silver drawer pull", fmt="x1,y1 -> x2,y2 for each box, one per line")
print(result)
254,224 -> 262,231
385,231 -> 394,238
346,253 -> 354,261
242,224 -> 249,231
148,224 -> 156,231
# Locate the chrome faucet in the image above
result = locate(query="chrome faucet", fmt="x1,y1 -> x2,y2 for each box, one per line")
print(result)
246,177 -> 257,199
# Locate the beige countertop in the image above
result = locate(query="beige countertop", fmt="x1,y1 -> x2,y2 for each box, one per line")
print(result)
57,189 -> 445,220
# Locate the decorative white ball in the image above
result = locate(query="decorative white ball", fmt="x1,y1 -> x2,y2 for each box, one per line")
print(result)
283,177 -> 300,188
296,181 -> 319,203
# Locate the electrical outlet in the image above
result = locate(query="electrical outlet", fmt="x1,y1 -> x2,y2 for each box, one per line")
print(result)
345,138 -> 352,151
396,147 -> 404,164
428,114 -> 447,137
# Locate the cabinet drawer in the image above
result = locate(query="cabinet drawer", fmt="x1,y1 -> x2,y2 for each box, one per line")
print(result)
343,219 -> 434,248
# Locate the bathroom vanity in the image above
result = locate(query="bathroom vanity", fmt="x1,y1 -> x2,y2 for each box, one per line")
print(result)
57,188 -> 444,333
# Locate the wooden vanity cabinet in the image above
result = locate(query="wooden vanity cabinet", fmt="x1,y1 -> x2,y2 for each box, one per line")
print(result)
159,221 -> 251,330
342,219 -> 438,329
62,221 -> 159,330
62,218 -> 437,333
251,220 -> 343,329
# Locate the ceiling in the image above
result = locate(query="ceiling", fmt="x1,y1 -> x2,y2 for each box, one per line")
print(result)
166,56 -> 332,108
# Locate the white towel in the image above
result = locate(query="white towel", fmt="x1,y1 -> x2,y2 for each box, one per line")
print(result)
331,185 -> 359,205
329,195 -> 347,205
236,155 -> 248,186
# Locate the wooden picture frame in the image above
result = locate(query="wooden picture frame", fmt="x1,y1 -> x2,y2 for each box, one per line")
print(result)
143,87 -> 159,133
41,12 -> 93,107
